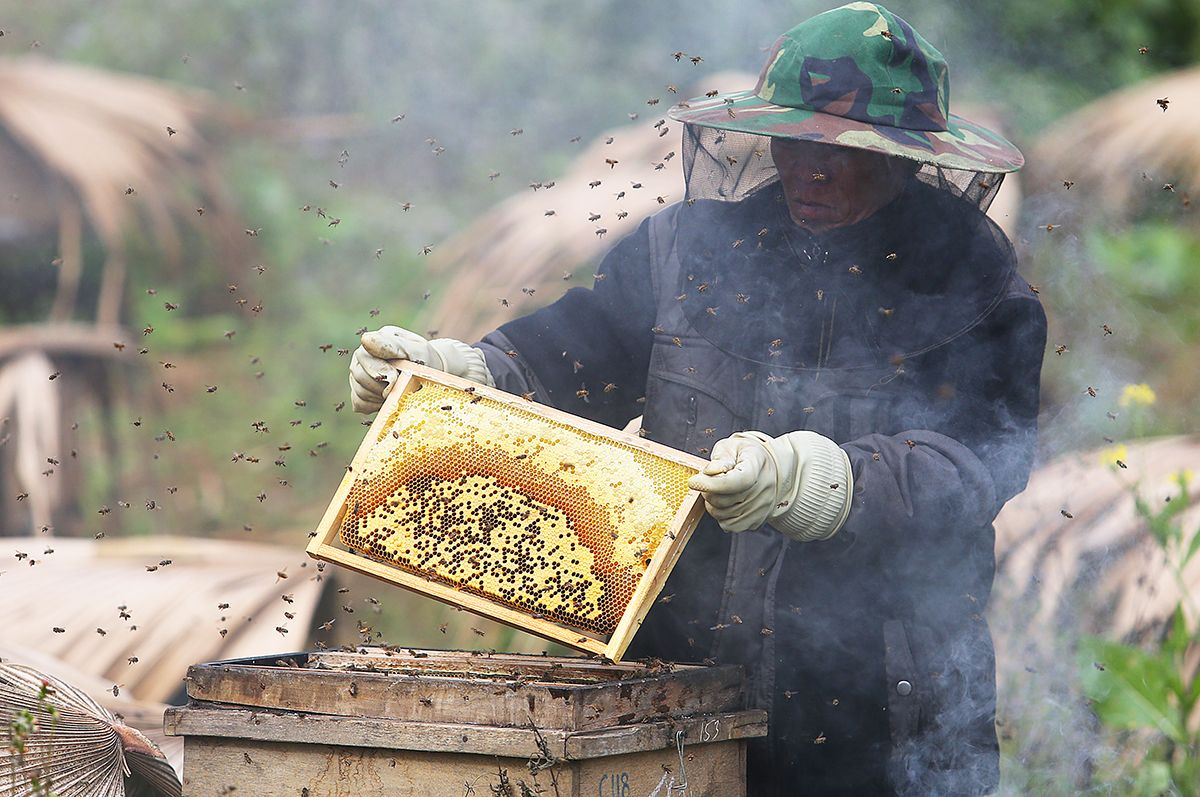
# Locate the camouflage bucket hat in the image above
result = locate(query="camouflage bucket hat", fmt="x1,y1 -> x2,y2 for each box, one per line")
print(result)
670,2 -> 1023,173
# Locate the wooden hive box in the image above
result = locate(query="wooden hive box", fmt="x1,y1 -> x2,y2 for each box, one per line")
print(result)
165,648 -> 768,797
306,361 -> 708,662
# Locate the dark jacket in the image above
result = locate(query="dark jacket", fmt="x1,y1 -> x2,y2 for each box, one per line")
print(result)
478,180 -> 1046,796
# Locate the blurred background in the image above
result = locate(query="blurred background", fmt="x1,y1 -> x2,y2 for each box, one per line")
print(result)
1,1 -> 1198,793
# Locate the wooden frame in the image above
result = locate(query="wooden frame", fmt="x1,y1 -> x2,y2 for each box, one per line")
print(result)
307,361 -> 708,662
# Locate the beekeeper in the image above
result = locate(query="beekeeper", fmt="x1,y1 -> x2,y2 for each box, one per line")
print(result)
350,4 -> 1045,794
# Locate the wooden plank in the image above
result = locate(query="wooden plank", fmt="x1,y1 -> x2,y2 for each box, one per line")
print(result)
307,647 -> 695,684
165,705 -> 566,759
180,738 -> 545,797
564,710 -> 767,759
572,739 -> 746,797
179,735 -> 747,796
0,322 -> 132,360
306,360 -> 709,661
165,704 -> 765,760
182,656 -> 746,732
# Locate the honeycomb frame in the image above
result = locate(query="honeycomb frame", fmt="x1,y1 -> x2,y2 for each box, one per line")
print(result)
307,360 -> 708,661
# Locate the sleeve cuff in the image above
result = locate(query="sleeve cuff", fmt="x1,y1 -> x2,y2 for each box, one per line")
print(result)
429,338 -> 497,387
770,433 -> 854,542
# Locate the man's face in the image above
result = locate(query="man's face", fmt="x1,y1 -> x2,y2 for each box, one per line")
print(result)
769,138 -> 915,233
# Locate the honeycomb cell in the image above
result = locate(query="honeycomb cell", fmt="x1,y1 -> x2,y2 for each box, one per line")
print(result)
340,381 -> 694,636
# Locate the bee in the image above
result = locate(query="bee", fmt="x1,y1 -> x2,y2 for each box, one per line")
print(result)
595,228 -> 607,238
1061,509 -> 1074,519
617,211 -> 629,219
603,383 -> 618,393
672,337 -> 683,348
589,180 -> 601,189
810,172 -> 827,183
472,627 -> 486,637
1085,386 -> 1097,397
576,387 -> 590,400
1139,46 -> 1149,55
1102,324 -> 1114,335
705,307 -> 718,317
420,245 -> 433,255
1063,180 -> 1075,190
847,265 -> 862,276
766,408 -> 775,416
904,439 -> 917,449
878,307 -> 894,318
732,239 -> 744,248
1042,224 -> 1057,232
521,391 -> 536,401
1157,97 -> 1170,112
1055,345 -> 1068,355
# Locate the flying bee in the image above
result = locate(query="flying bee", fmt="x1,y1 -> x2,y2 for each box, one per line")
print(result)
1085,386 -> 1097,397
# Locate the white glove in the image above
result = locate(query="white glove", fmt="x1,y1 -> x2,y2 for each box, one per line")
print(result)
349,325 -> 495,414
687,430 -> 853,541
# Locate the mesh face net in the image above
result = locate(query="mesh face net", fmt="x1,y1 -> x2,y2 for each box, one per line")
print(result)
672,123 -> 1018,370
681,123 -> 1006,213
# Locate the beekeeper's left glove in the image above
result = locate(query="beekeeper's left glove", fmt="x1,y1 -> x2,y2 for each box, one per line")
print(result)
687,430 -> 853,541
349,325 -> 495,414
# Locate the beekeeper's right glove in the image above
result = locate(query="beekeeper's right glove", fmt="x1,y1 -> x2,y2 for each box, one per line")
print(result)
349,325 -> 495,414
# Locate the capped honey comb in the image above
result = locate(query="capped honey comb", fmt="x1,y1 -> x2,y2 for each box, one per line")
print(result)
310,363 -> 706,659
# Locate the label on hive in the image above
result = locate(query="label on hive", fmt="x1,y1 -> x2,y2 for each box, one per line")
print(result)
340,381 -> 694,635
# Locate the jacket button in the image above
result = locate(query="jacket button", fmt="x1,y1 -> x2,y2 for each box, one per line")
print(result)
896,680 -> 913,696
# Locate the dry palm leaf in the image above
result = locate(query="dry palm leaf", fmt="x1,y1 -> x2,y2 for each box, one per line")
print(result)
0,57 -> 245,324
1028,66 -> 1200,218
0,662 -> 180,797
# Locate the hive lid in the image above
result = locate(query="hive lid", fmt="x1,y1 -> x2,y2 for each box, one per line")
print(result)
307,362 -> 708,662
180,648 -> 749,733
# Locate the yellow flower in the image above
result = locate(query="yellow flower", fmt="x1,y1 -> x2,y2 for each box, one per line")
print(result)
1098,443 -> 1129,469
1119,383 -> 1157,408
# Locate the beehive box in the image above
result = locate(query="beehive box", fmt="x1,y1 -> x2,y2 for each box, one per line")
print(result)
165,648 -> 767,797
307,361 -> 708,662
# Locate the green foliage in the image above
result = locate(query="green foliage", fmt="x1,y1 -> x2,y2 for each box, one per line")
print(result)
1080,473 -> 1200,795
6,680 -> 61,797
